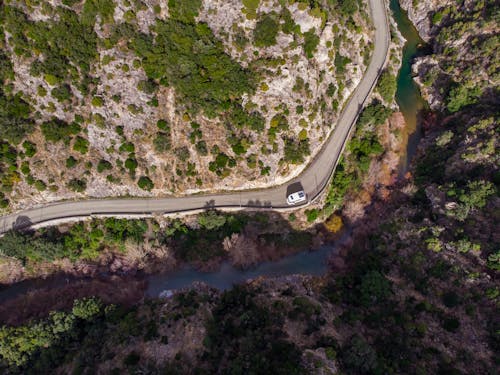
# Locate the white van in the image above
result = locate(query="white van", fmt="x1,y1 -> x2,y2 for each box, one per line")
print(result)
287,190 -> 307,205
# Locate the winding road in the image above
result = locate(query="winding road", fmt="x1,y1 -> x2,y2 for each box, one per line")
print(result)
0,0 -> 390,234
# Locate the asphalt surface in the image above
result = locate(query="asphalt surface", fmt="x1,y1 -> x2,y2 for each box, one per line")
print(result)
0,0 -> 390,234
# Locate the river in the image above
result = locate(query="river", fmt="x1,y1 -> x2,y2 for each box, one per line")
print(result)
390,0 -> 428,173
0,1 -> 427,303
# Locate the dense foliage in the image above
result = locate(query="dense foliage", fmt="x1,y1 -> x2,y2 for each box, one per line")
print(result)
323,101 -> 391,215
131,1 -> 254,118
0,28 -> 33,144
202,286 -> 304,373
3,4 -> 98,90
0,211 -> 312,268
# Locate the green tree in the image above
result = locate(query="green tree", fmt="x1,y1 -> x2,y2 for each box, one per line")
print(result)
253,13 -> 279,47
138,176 -> 154,191
341,335 -> 378,373
303,29 -> 320,58
198,210 -> 226,230
72,297 -> 103,320
377,71 -> 397,103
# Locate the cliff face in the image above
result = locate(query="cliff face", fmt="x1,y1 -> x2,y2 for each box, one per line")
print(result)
399,0 -> 453,41
401,0 -> 499,111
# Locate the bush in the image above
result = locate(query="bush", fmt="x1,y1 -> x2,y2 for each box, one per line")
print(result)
125,158 -> 138,172
341,335 -> 378,373
22,141 -> 37,157
305,209 -> 319,222
198,210 -> 226,230
283,138 -> 310,164
324,214 -> 343,232
0,230 -> 65,263
51,84 -> 72,102
119,142 -> 135,153
196,140 -> 208,156
41,119 -> 81,143
153,132 -> 171,152
4,4 -> 99,84
253,13 -> 279,47
175,146 -> 190,161
72,297 -> 102,320
34,180 -> 47,191
138,176 -> 154,191
73,136 -> 89,154
66,156 -> 78,168
67,178 -> 87,192
97,159 -> 112,173
303,29 -> 320,58
377,71 -> 397,103
157,119 -> 169,130
442,317 -> 460,332
91,96 -> 104,107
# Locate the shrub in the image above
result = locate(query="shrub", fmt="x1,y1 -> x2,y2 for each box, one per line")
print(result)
298,129 -> 308,141
91,96 -> 104,107
334,53 -> 351,75
284,138 -> 310,164
41,119 -> 81,143
377,71 -> 397,103
303,29 -> 320,58
198,210 -> 227,230
66,156 -> 78,168
446,84 -> 481,113
242,0 -> 260,19
73,136 -> 89,154
442,291 -> 460,308
253,13 -> 279,47
305,209 -> 319,222
51,84 -> 72,102
72,297 -> 102,320
132,11 -> 253,117
341,335 -> 377,374
22,141 -> 37,157
125,158 -> 138,172
175,146 -> 190,161
324,214 -> 343,232
157,119 -> 169,130
124,351 -> 141,366
97,159 -> 112,173
442,317 -> 460,332
67,178 -> 87,192
138,176 -> 154,191
196,140 -> 208,156
327,83 -> 337,97
137,79 -> 157,94
34,180 -> 47,191
153,132 -> 171,152
119,142 -> 135,153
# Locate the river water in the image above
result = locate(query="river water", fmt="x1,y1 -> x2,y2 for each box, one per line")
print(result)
390,0 -> 428,173
0,2 -> 427,303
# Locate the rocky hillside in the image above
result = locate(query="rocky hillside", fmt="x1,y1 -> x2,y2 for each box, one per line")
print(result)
0,0 -> 373,211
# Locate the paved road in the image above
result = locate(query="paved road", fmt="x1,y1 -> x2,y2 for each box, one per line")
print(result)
0,0 -> 390,234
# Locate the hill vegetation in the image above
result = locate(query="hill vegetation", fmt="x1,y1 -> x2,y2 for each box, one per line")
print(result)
0,0 -> 373,209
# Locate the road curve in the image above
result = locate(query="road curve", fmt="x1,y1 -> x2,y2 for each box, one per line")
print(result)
0,0 -> 390,234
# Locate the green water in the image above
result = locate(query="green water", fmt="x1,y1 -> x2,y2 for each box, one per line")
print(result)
390,0 -> 428,172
